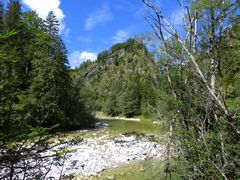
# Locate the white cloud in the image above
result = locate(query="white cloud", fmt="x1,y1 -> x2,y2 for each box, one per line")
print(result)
22,0 -> 66,31
85,4 -> 112,31
113,30 -> 129,44
69,51 -> 97,68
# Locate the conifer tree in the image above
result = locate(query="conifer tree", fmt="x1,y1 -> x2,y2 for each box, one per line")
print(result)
0,1 -> 4,32
29,13 -> 67,127
0,4 -> 94,179
5,0 -> 21,31
44,11 -> 60,35
119,76 -> 141,117
103,80 -> 121,116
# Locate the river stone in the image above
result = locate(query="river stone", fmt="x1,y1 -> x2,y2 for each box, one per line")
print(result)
107,175 -> 115,180
2,133 -> 164,179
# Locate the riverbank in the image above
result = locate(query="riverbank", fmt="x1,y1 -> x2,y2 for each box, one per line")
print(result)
0,119 -> 165,179
95,112 -> 140,121
47,133 -> 165,179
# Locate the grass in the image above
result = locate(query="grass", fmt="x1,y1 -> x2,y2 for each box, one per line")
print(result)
78,158 -> 182,180
137,114 -> 153,121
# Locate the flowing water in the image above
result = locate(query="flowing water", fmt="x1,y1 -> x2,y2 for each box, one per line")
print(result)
67,119 -> 179,180
87,119 -> 171,180
99,119 -> 161,135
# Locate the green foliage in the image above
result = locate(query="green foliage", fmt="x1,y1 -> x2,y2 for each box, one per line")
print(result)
5,0 -> 21,31
0,1 -> 4,32
44,11 -> 60,35
0,2 -> 94,179
144,0 -> 240,179
72,38 -> 158,118
55,147 -> 71,159
97,50 -> 109,64
119,76 -> 141,117
222,24 -> 240,113
103,84 -> 119,116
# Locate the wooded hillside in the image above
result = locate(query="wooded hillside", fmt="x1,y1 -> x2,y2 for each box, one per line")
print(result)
72,39 -> 159,118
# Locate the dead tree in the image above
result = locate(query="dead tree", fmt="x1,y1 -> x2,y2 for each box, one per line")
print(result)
142,0 -> 240,178
142,0 -> 240,139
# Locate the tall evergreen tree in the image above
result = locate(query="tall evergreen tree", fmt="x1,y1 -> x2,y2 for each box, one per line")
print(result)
0,4 -> 94,179
44,11 -> 60,35
103,80 -> 122,116
119,76 -> 141,118
5,0 -> 21,31
29,13 -> 67,127
0,1 -> 4,32
0,0 -> 24,137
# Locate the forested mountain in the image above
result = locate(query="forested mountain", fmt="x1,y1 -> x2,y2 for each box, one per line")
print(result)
0,0 -> 239,179
72,39 -> 159,118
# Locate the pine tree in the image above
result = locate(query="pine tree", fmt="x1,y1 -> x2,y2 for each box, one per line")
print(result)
0,0 -> 24,137
5,0 -> 21,31
44,11 -> 60,35
0,2 -> 95,178
103,80 -> 122,116
0,0 -> 4,32
139,74 -> 156,116
119,76 -> 141,118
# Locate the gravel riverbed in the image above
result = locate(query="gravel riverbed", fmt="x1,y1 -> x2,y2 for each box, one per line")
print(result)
0,124 -> 165,179
45,133 -> 165,179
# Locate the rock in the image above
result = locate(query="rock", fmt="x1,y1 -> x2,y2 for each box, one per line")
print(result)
114,136 -> 136,143
107,175 -> 115,180
5,133 -> 164,180
90,172 -> 97,176
102,123 -> 110,127
94,122 -> 110,129
71,160 -> 78,167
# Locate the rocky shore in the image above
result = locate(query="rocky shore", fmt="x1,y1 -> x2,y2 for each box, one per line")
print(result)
45,133 -> 165,179
0,122 -> 164,179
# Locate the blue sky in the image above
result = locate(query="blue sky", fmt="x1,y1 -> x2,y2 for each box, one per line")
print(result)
18,0 -> 183,68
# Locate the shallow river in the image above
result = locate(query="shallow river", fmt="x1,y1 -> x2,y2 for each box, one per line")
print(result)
83,119 -> 179,180
64,119 -> 180,180
99,119 -> 160,135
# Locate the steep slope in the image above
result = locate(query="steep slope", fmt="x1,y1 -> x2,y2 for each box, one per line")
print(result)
72,39 -> 159,117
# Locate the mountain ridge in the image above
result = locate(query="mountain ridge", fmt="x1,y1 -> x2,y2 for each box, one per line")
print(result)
71,38 -> 159,117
